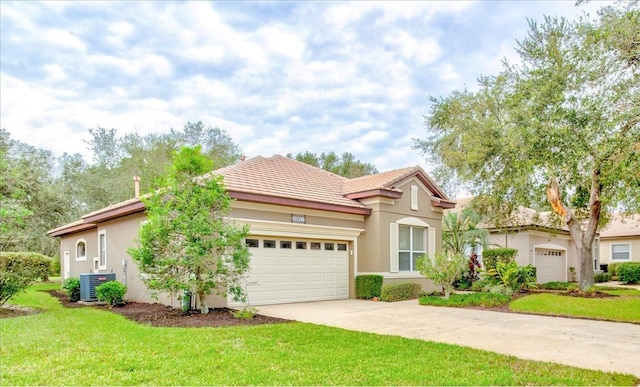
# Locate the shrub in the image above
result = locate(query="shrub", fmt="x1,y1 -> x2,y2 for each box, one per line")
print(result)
419,291 -> 512,308
594,272 -> 612,283
381,282 -> 422,302
485,261 -> 536,290
608,262 -> 623,277
62,277 -> 81,302
231,307 -> 258,319
0,252 -> 53,305
482,248 -> 518,271
417,251 -> 468,299
539,281 -> 572,290
618,262 -> 640,284
95,281 -> 127,307
355,274 -> 383,299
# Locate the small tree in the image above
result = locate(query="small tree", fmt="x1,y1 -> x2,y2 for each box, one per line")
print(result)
128,146 -> 251,314
0,252 -> 52,305
417,251 -> 468,299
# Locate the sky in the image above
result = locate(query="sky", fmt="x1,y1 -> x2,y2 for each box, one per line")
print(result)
0,1 -> 606,173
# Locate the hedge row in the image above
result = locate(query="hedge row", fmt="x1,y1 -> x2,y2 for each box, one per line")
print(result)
0,252 -> 53,305
355,275 -> 383,299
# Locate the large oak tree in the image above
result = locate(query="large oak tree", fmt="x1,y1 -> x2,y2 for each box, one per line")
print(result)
415,5 -> 639,289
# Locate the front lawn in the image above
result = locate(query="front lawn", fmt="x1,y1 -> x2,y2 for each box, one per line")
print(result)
509,289 -> 640,323
1,284 -> 637,386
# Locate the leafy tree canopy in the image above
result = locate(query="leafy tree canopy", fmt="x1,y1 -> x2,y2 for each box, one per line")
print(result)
128,146 -> 250,313
415,4 -> 639,289
287,151 -> 378,178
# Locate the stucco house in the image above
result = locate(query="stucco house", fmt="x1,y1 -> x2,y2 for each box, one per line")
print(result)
453,199 -> 599,284
48,155 -> 454,307
598,214 -> 640,268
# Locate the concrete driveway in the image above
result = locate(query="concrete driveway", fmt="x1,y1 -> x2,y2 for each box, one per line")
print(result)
258,299 -> 640,377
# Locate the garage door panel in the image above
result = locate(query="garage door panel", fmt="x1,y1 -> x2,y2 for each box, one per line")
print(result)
535,249 -> 566,284
230,237 -> 350,306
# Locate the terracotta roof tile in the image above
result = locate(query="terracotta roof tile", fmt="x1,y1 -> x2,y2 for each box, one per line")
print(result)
206,155 -> 367,209
342,167 -> 417,195
600,214 -> 640,238
81,197 -> 142,220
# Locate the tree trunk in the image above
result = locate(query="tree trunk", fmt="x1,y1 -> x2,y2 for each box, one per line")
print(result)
444,285 -> 451,300
198,290 -> 209,314
578,244 -> 595,290
547,178 -> 598,290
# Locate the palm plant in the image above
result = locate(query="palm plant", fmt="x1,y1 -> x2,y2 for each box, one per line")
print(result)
442,208 -> 489,256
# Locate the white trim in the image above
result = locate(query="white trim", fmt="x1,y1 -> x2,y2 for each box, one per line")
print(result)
533,243 -> 568,282
98,230 -> 107,270
389,223 -> 399,273
428,228 -> 436,257
410,185 -> 418,211
396,217 -> 431,228
75,239 -> 87,261
611,243 -> 631,261
63,251 -> 70,279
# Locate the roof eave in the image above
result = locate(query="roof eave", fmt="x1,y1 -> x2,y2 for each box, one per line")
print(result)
230,191 -> 371,216
48,222 -> 98,237
81,201 -> 146,224
344,189 -> 402,200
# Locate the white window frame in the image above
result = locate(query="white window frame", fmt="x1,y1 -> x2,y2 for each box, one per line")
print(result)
75,239 -> 87,261
611,243 -> 630,261
398,224 -> 426,271
390,217 -> 435,273
98,230 -> 107,270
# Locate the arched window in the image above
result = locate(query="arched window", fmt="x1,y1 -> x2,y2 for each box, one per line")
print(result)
76,239 -> 87,261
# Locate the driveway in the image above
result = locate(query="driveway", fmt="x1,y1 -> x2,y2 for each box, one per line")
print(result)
258,299 -> 640,377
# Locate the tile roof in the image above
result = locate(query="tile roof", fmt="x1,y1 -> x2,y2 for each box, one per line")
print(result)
207,155 -> 368,210
49,155 -> 454,235
600,214 -> 640,238
342,167 -> 416,195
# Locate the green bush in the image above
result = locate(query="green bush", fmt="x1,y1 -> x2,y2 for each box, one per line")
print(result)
0,252 -> 53,305
95,281 -> 127,307
61,277 -> 81,302
485,261 -> 536,290
355,274 -> 383,299
608,262 -> 623,276
539,281 -> 572,290
594,272 -> 612,283
482,248 -> 518,271
419,291 -> 512,307
618,262 -> 640,284
381,282 -> 422,302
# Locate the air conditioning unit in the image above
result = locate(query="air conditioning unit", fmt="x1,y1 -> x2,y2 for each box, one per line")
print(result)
80,273 -> 116,302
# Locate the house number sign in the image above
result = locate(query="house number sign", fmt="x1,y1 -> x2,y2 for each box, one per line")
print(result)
291,214 -> 306,224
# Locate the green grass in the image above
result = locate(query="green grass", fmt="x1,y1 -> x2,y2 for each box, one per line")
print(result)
419,292 -> 512,307
1,285 -> 638,386
510,290 -> 640,323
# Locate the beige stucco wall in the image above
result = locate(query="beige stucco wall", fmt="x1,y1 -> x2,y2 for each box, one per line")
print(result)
488,230 -> 587,282
357,178 -> 444,291
60,229 -> 99,277
600,236 -> 640,265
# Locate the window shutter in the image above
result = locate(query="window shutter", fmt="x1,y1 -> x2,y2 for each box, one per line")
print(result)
411,185 -> 418,211
390,223 -> 399,272
428,227 -> 436,257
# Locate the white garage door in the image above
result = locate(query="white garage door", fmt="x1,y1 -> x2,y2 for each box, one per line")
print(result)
535,249 -> 566,284
230,237 -> 349,306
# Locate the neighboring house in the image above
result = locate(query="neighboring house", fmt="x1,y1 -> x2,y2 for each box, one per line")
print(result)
452,199 -> 599,284
48,155 -> 455,307
598,214 -> 640,268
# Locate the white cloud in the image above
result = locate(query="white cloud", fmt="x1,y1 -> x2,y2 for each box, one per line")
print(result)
45,29 -> 86,51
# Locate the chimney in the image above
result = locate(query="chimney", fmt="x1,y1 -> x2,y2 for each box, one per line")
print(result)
133,176 -> 140,199
240,155 -> 246,162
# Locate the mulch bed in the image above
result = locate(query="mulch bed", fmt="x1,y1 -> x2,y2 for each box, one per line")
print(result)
40,289 -> 291,328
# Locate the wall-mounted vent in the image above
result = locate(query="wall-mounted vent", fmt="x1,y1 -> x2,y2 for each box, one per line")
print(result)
80,273 -> 116,301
